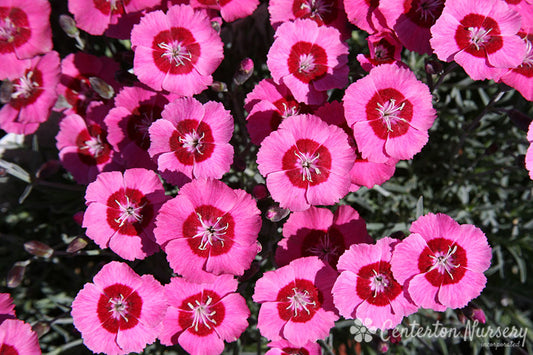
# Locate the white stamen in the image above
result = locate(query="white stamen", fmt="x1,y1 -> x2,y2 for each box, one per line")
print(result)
158,42 -> 193,66
114,196 -> 145,227
187,296 -> 217,332
427,244 -> 461,279
294,149 -> 321,182
192,212 -> 229,250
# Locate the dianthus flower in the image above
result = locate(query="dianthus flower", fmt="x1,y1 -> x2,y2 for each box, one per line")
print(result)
269,0 -> 349,39
0,293 -> 15,324
190,0 -> 259,22
71,262 -> 167,355
159,275 -> 249,355
245,78 -> 313,145
356,31 -> 403,72
265,339 -> 321,355
500,24 -> 533,101
343,0 -> 387,33
257,114 -> 355,211
0,51 -> 60,135
390,213 -> 492,311
527,121 -> 533,179
68,0 -> 160,35
380,0 -> 445,54
344,63 -> 436,163
154,178 -> 262,281
332,237 -> 418,330
267,19 -> 348,105
430,0 -> 526,81
253,256 -> 339,347
83,168 -> 169,260
148,97 -> 233,186
0,0 -> 52,70
105,85 -> 178,169
57,52 -> 121,117
131,4 -> 224,96
276,205 -> 371,269
0,319 -> 41,355
56,113 -> 121,184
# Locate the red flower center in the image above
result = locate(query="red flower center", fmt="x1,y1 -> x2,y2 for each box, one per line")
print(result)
0,7 -> 31,54
183,204 -> 235,257
0,344 -> 18,355
455,14 -> 503,58
169,119 -> 215,165
76,123 -> 112,165
365,88 -> 414,139
126,102 -> 166,150
292,0 -> 338,26
288,41 -> 328,83
281,347 -> 310,355
300,227 -> 345,268
513,33 -> 533,77
277,279 -> 322,322
106,188 -> 153,236
97,284 -> 142,333
8,69 -> 44,110
152,27 -> 200,75
404,0 -> 445,28
282,138 -> 332,188
197,0 -> 232,6
356,261 -> 402,306
418,237 -> 468,286
179,290 -> 225,336
93,0 -> 131,16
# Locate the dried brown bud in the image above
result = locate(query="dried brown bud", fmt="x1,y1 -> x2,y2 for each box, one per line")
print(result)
233,58 -> 254,86
266,204 -> 290,222
210,81 -> 228,93
59,15 -> 79,38
66,237 -> 88,253
89,77 -> 115,100
7,260 -> 30,288
24,241 -> 54,258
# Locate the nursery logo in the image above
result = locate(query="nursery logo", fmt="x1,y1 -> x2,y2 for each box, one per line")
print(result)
350,318 -> 377,343
380,320 -> 528,348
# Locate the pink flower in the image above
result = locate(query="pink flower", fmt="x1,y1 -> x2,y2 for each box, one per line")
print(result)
105,85 -> 178,169
390,213 -> 492,311
68,0 -> 160,35
265,339 -> 321,355
429,0 -> 526,81
0,0 -> 52,67
154,178 -> 262,281
527,121 -> 533,179
276,205 -> 372,269
0,51 -> 60,135
0,294 -> 15,324
356,31 -> 404,72
190,0 -> 259,22
500,26 -> 533,101
71,261 -> 167,355
343,0 -> 387,33
269,0 -> 349,39
57,52 -> 121,117
245,78 -> 314,145
159,275 -> 249,355
253,256 -> 339,346
332,237 -> 418,330
131,4 -> 224,96
56,113 -> 121,184
257,114 -> 355,211
0,319 -> 41,355
83,168 -> 169,260
344,63 -> 436,163
148,97 -> 234,186
380,0 -> 445,54
267,19 -> 349,105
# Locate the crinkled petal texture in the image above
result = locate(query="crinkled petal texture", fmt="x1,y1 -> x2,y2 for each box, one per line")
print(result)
159,275 -> 249,355
253,256 -> 339,347
265,339 -> 322,355
0,319 -> 41,354
131,5 -> 224,96
500,31 -> 533,101
83,168 -> 169,260
257,114 -> 355,212
333,237 -> 418,330
429,0 -> 526,81
390,213 -> 492,311
344,63 -> 436,163
154,178 -> 261,282
0,0 -> 52,68
71,262 -> 167,355
267,19 -> 349,105
148,97 -> 233,186
276,205 -> 371,269
0,51 -> 60,135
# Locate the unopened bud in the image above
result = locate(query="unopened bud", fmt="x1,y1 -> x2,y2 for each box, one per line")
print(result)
7,260 -> 30,288
461,302 -> 486,324
59,15 -> 79,38
24,241 -> 54,258
425,59 -> 443,75
73,211 -> 84,226
32,322 -> 50,338
266,204 -> 290,222
0,80 -> 13,104
66,237 -> 88,253
210,81 -> 228,93
388,329 -> 401,344
233,58 -> 254,85
36,160 -> 61,179
211,20 -> 221,33
89,77 -> 115,100
252,184 -> 268,200
378,341 -> 389,353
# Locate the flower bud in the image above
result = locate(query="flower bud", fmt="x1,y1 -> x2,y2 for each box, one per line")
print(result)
210,81 -> 228,93
461,302 -> 486,324
252,184 -> 268,200
7,260 -> 30,288
266,204 -> 290,222
89,77 -> 115,100
24,241 -> 54,258
66,237 -> 88,253
233,58 -> 254,86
